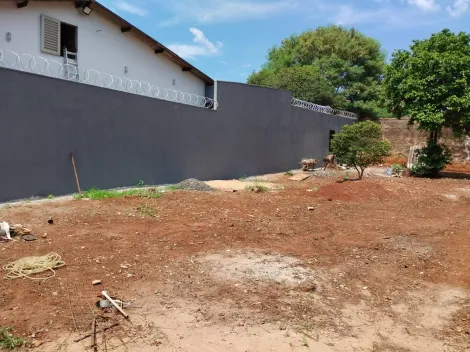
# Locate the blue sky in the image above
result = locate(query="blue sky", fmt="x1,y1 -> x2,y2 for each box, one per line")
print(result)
99,0 -> 470,82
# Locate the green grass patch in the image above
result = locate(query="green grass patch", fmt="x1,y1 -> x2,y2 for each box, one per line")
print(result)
74,188 -> 163,200
163,185 -> 182,192
285,170 -> 294,176
47,194 -> 55,199
0,327 -> 25,350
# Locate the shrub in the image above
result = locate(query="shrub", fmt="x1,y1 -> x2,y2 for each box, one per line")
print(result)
412,142 -> 452,177
331,121 -> 391,180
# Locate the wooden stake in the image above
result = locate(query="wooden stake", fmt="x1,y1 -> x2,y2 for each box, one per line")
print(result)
102,291 -> 129,319
91,318 -> 97,352
70,153 -> 81,193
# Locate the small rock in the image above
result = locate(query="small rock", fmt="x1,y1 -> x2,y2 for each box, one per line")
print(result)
363,286 -> 368,290
307,207 -> 314,211
92,280 -> 101,286
279,325 -> 287,331
31,340 -> 44,348
327,198 -> 333,201
419,272 -> 424,275
47,217 -> 54,224
41,234 -> 48,239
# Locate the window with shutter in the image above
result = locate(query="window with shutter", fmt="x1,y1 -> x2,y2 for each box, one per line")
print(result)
41,14 -> 61,56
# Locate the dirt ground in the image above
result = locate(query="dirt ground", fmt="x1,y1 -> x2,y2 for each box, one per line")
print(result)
0,170 -> 469,351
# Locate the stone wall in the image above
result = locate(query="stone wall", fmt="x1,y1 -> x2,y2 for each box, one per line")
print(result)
380,118 -> 470,162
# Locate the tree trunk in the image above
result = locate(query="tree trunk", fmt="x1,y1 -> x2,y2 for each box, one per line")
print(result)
354,166 -> 361,180
360,167 -> 366,179
429,130 -> 439,144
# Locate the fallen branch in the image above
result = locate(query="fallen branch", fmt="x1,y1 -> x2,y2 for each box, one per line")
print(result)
73,323 -> 119,343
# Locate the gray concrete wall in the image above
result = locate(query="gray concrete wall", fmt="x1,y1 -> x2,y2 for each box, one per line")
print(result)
0,68 -> 354,202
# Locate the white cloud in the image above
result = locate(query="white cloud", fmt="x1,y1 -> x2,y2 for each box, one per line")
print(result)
114,0 -> 148,16
334,5 -> 390,25
446,0 -> 470,16
242,64 -> 252,68
168,28 -> 223,59
407,0 -> 440,12
159,0 -> 295,26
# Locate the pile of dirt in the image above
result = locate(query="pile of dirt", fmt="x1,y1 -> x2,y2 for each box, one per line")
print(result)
315,180 -> 392,201
175,178 -> 214,191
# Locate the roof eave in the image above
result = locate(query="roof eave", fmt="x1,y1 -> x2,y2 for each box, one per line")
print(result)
84,1 -> 214,85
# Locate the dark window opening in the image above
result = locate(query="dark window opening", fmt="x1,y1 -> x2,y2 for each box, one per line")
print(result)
329,130 -> 336,152
60,22 -> 77,57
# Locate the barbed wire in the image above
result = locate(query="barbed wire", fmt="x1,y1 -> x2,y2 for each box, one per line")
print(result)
0,49 -> 217,109
291,97 -> 358,119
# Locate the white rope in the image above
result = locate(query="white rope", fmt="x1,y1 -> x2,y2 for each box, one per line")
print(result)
3,252 -> 65,280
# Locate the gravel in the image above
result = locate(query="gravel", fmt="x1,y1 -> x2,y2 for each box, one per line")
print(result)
176,178 -> 214,192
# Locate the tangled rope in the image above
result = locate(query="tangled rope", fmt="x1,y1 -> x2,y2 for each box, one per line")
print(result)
2,253 -> 65,280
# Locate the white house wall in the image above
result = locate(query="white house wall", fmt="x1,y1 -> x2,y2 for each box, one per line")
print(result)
0,1 -> 206,96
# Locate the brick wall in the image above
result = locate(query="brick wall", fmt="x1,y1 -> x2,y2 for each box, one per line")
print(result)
379,118 -> 470,162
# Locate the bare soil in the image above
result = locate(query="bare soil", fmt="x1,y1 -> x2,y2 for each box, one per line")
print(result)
0,172 -> 469,351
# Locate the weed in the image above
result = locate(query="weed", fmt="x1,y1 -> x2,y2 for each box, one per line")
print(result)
47,194 -> 55,199
392,163 -> 405,174
74,188 -> 162,200
0,327 -> 25,350
239,175 -> 248,181
245,185 -> 269,193
137,203 -> 157,217
24,200 -> 31,204
302,321 -> 314,332
285,170 -> 294,176
136,180 -> 145,187
301,335 -> 309,347
163,185 -> 182,192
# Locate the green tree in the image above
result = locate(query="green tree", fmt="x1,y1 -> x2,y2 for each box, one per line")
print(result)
248,25 -> 387,118
331,121 -> 391,180
383,29 -> 470,176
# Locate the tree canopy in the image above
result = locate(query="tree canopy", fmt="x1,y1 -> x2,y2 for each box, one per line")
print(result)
330,121 -> 391,180
248,25 -> 387,118
383,29 -> 470,176
383,29 -> 470,137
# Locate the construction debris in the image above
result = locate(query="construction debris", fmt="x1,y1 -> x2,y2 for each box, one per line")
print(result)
0,221 -> 11,240
176,178 -> 214,192
21,234 -> 37,242
289,173 -> 310,181
10,224 -> 33,237
301,159 -> 317,171
322,154 -> 338,170
102,291 -> 129,318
